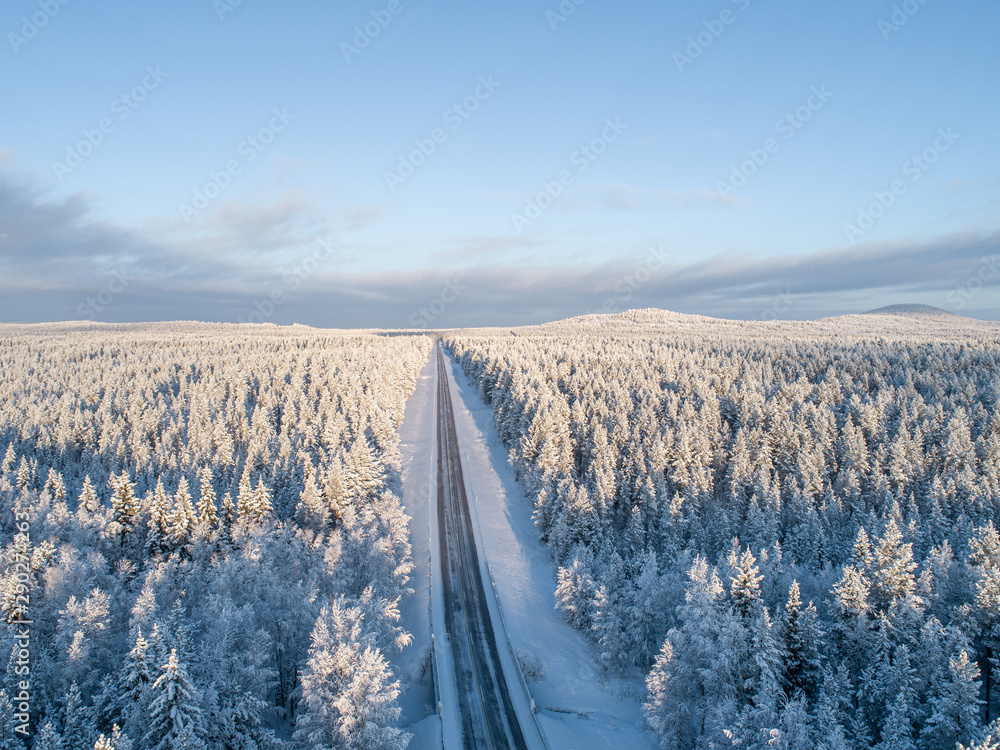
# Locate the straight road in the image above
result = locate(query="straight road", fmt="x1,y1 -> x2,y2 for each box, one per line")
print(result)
435,342 -> 530,750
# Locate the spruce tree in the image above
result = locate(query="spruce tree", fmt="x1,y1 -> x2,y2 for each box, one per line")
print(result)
78,475 -> 99,514
33,722 -> 64,750
167,477 -> 196,547
251,478 -> 273,523
93,726 -> 132,750
295,472 -> 326,530
782,580 -> 823,699
236,466 -> 254,522
921,650 -> 984,750
61,681 -> 95,750
0,690 -> 27,750
195,467 -> 218,529
1,443 -> 15,476
119,628 -> 153,732
143,649 -> 205,750
108,471 -> 138,536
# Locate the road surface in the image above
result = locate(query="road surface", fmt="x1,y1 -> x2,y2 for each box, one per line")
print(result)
435,342 -> 531,749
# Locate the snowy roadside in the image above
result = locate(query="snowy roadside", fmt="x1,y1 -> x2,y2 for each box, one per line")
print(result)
441,350 -> 656,749
393,349 -> 444,748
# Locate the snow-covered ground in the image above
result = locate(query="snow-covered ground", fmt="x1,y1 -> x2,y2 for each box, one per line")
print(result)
393,350 -> 443,747
440,350 -> 656,749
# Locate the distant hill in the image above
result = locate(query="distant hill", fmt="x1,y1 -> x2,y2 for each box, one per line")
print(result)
863,303 -> 958,317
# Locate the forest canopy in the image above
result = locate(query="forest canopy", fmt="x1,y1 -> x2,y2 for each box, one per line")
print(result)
0,323 -> 431,750
448,308 -> 1000,750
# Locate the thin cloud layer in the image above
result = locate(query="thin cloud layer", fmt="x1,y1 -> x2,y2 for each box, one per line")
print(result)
0,170 -> 996,326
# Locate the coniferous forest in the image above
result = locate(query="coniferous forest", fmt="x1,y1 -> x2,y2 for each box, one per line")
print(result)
0,324 -> 430,750
5,310 -> 1000,749
447,309 -> 1000,750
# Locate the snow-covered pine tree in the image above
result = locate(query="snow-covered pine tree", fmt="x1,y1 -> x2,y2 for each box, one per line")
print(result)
145,479 -> 170,554
219,491 -> 236,531
959,720 -> 1000,750
294,599 -> 408,750
143,649 -> 206,750
332,646 -> 409,750
644,638 -> 689,750
108,471 -> 139,536
236,466 -> 254,523
343,435 -> 384,501
868,518 -> 919,614
0,689 -> 27,750
555,547 -> 598,631
61,681 -> 95,750
195,467 -> 218,530
295,472 -> 327,530
93,726 -> 132,750
45,468 -> 67,500
119,628 -> 153,733
251,478 -> 273,523
873,691 -> 916,750
1,444 -> 15,476
78,476 -> 100,515
167,477 -> 196,548
729,547 -> 764,621
782,580 -> 823,699
33,722 -> 64,750
920,650 -> 984,750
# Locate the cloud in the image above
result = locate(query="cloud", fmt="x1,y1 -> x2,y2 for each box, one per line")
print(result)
558,181 -> 739,211
222,232 -> 1000,327
291,231 -> 1000,326
429,234 -> 543,262
256,154 -> 329,191
340,203 -> 387,230
0,171 -> 168,285
0,166 -> 997,326
0,169 -> 341,307
173,189 -> 329,257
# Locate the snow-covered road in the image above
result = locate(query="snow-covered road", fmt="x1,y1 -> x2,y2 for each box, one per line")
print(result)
434,343 -> 544,749
396,341 -> 655,749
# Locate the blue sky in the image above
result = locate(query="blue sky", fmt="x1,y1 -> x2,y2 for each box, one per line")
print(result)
2,0 -> 998,327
